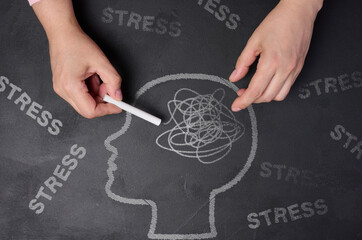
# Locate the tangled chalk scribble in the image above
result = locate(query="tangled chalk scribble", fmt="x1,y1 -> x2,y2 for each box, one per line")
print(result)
156,88 -> 245,164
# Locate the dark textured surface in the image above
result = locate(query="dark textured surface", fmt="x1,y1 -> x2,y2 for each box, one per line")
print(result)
0,0 -> 361,239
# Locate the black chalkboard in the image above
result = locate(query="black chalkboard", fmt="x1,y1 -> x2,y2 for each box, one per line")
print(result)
0,0 -> 361,239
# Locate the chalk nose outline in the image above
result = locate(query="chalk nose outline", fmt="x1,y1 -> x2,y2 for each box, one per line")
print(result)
104,73 -> 258,240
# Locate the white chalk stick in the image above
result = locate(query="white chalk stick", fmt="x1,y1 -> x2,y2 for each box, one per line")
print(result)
103,94 -> 161,126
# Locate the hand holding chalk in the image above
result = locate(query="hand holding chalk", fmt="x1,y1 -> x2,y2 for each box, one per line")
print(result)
103,95 -> 162,126
32,0 -> 124,119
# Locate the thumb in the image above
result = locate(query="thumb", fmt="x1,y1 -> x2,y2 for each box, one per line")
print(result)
96,61 -> 122,100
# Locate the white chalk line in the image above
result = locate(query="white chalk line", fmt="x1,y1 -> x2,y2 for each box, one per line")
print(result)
155,88 -> 245,164
104,73 -> 258,239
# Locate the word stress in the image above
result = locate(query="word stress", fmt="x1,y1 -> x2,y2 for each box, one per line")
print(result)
247,199 -> 328,229
29,144 -> 86,214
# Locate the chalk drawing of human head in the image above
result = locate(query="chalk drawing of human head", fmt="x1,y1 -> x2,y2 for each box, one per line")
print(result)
104,74 -> 258,239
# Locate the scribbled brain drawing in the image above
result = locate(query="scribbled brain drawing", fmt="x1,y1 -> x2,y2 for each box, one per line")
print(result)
156,88 -> 245,164
104,73 -> 258,240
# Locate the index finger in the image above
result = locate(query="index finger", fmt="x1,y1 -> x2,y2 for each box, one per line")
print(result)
96,59 -> 123,100
230,39 -> 261,82
70,80 -> 122,119
231,54 -> 276,111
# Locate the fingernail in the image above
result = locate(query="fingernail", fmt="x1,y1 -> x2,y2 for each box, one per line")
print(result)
116,90 -> 123,100
229,69 -> 239,81
232,107 -> 242,112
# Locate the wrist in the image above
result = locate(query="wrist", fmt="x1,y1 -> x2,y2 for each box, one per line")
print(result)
32,0 -> 82,42
280,0 -> 323,18
46,22 -> 83,44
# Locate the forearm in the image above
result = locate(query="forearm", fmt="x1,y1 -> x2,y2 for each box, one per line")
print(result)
32,0 -> 82,41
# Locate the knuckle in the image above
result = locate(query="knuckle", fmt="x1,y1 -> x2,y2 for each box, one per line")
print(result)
274,94 -> 287,101
103,107 -> 113,116
246,37 -> 254,45
273,54 -> 282,66
235,102 -> 246,110
245,39 -> 255,51
237,54 -> 245,65
53,83 -> 60,95
270,60 -> 279,70
63,81 -> 71,93
263,94 -> 274,103
111,107 -> 122,114
286,58 -> 298,72
79,108 -> 97,119
257,60 -> 268,71
271,52 -> 280,62
248,87 -> 263,98
82,111 -> 96,119
114,74 -> 122,84
269,52 -> 280,65
99,55 -> 109,63
259,58 -> 277,72
246,37 -> 260,51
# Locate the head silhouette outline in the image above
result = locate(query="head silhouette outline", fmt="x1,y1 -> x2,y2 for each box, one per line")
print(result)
104,74 -> 258,239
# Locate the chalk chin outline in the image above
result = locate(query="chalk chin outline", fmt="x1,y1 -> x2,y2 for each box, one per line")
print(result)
104,73 -> 258,240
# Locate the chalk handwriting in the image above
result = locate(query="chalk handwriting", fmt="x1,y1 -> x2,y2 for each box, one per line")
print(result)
104,73 -> 258,239
330,124 -> 362,160
247,199 -> 328,229
29,144 -> 86,214
298,71 -> 362,99
259,161 -> 346,193
156,88 -> 245,164
0,75 -> 63,135
196,0 -> 241,30
101,7 -> 182,37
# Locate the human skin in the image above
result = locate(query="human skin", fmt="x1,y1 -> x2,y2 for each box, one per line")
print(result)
229,0 -> 324,111
32,0 -> 123,119
32,0 -> 323,118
